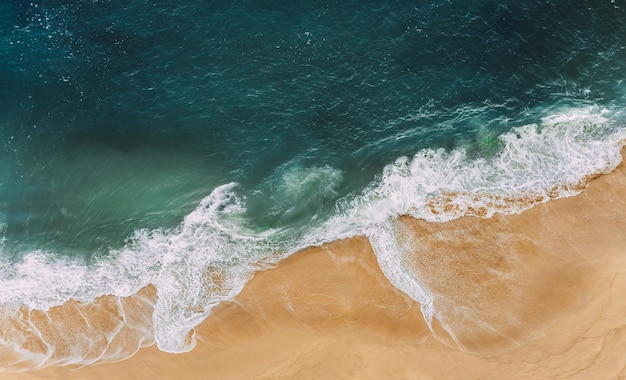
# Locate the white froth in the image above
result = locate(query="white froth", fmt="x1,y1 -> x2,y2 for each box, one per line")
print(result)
368,221 -> 434,327
121,183 -> 283,353
1,105 -> 625,367
0,183 -> 278,358
350,106 -> 625,227
352,105 -> 625,313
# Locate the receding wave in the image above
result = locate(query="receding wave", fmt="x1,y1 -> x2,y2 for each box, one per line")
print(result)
1,105 -> 625,370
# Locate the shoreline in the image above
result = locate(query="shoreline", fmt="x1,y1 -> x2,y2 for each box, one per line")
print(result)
3,155 -> 626,378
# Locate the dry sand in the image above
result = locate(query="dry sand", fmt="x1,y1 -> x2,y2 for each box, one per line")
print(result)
3,158 -> 626,379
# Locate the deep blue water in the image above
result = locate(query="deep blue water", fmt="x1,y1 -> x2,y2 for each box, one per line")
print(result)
0,0 -> 625,255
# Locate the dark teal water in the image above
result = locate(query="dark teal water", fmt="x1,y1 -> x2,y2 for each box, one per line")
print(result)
2,0 -> 624,256
1,0 -> 626,356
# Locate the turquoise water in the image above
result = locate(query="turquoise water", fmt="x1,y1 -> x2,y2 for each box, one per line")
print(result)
1,0 -> 626,356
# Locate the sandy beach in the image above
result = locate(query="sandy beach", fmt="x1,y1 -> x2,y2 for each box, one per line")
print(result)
3,155 -> 626,379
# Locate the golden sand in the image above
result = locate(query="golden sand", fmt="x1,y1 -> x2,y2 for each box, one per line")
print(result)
3,158 -> 626,379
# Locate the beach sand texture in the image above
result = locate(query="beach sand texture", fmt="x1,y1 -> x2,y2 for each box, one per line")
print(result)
3,157 -> 626,379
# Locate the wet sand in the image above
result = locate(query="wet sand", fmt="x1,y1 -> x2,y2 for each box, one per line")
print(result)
3,156 -> 626,379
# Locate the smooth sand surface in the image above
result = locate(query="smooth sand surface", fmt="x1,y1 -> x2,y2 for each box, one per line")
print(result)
3,157 -> 626,379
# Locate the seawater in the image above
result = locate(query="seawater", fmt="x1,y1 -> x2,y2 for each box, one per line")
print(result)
1,0 -> 625,364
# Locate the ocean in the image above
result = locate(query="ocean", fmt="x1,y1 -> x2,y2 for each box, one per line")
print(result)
1,0 -> 625,367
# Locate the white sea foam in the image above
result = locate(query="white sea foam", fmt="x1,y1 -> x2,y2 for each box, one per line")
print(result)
368,220 -> 434,327
146,182 -> 291,352
347,106 -> 624,225
344,105 -> 626,311
1,105 -> 625,368
0,183 -> 280,361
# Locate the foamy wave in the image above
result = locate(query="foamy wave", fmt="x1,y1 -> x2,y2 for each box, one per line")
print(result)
368,221 -> 434,326
131,183 -> 276,353
0,183 -> 282,367
1,105 -> 625,369
348,106 -> 625,226
350,105 -> 625,321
